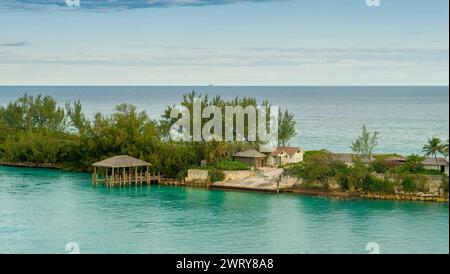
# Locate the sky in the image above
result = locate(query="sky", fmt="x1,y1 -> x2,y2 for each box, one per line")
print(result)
0,0 -> 448,85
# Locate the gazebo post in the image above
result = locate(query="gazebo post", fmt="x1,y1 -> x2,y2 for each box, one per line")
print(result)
135,167 -> 138,185
111,167 -> 115,186
123,167 -> 126,186
94,166 -> 97,185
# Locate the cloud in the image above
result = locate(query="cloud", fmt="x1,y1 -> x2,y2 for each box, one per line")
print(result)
0,0 -> 283,10
0,40 -> 31,47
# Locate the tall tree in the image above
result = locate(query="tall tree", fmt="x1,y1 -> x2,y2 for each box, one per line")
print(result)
278,109 -> 296,147
423,137 -> 443,170
442,139 -> 449,159
66,100 -> 88,135
350,124 -> 379,157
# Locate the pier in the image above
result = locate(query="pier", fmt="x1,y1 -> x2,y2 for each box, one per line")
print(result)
91,155 -> 161,186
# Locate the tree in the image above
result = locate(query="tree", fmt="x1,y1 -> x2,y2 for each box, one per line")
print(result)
351,124 -> 379,157
66,100 -> 88,135
403,154 -> 425,173
285,151 -> 346,189
278,109 -> 297,147
423,137 -> 443,171
442,139 -> 449,159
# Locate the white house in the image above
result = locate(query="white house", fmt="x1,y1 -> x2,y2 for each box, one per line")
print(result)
266,147 -> 304,166
422,157 -> 449,175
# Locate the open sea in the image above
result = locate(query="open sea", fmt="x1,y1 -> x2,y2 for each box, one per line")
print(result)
0,86 -> 448,155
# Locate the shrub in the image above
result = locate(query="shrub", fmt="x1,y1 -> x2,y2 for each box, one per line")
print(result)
208,169 -> 225,182
370,160 -> 388,173
214,160 -> 250,170
441,176 -> 449,195
402,176 -> 416,193
364,175 -> 395,194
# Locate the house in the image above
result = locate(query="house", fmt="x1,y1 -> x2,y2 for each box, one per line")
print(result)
422,157 -> 449,174
331,153 -> 374,167
266,147 -> 304,166
233,149 -> 267,168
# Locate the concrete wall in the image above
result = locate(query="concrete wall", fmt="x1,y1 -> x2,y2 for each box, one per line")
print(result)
185,169 -> 208,183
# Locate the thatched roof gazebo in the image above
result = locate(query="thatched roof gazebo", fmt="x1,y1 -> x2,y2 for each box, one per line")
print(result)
91,155 -> 159,186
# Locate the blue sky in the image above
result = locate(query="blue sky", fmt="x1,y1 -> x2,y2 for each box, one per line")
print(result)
0,0 -> 448,85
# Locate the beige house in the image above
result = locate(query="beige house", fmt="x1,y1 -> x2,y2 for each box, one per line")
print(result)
422,157 -> 449,174
266,147 -> 304,166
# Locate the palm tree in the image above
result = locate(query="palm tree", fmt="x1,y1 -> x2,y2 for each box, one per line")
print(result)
423,137 -> 443,170
443,139 -> 449,159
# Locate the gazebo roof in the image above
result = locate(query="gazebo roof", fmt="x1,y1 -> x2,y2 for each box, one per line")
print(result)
92,155 -> 151,168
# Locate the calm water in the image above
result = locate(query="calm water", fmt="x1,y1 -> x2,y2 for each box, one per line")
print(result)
0,86 -> 448,155
0,166 -> 448,254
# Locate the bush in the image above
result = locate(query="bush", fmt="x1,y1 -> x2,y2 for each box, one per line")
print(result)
402,176 -> 416,193
364,175 -> 395,194
441,176 -> 449,195
214,160 -> 250,170
370,160 -> 388,173
209,169 -> 225,182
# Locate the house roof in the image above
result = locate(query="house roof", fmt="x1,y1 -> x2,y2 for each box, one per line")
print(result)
92,155 -> 151,168
332,153 -> 373,164
233,149 -> 267,158
271,147 -> 301,157
422,157 -> 449,166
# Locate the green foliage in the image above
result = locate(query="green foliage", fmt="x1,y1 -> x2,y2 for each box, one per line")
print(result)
66,100 -> 88,135
208,169 -> 225,182
422,136 -> 445,171
402,154 -> 425,173
441,175 -> 449,195
214,160 -> 250,170
370,159 -> 389,173
159,90 -> 296,147
284,151 -> 347,186
363,175 -> 395,194
338,157 -> 369,191
351,124 -> 379,157
0,94 -> 65,131
278,109 -> 296,147
402,176 -> 416,193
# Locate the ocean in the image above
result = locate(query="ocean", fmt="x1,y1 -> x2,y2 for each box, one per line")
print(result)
0,86 -> 448,155
0,166 -> 448,254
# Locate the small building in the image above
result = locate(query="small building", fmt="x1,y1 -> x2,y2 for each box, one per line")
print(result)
91,155 -> 159,186
266,147 -> 304,166
332,153 -> 374,167
233,149 -> 267,168
422,157 -> 449,174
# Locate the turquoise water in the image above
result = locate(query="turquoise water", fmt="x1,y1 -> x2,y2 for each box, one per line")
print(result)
0,86 -> 448,155
0,166 -> 448,254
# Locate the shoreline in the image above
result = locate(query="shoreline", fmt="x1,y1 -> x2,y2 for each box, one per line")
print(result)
1,162 -> 448,203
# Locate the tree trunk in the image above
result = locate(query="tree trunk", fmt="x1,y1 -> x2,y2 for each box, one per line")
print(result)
435,153 -> 440,171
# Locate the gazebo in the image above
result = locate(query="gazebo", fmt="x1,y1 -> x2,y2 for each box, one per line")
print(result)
91,155 -> 159,186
